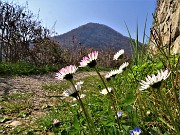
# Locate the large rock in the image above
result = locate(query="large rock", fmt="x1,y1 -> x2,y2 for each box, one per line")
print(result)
150,0 -> 180,54
173,36 -> 180,54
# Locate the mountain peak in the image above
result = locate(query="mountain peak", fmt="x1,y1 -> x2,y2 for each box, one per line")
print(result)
53,22 -> 132,55
82,22 -> 114,28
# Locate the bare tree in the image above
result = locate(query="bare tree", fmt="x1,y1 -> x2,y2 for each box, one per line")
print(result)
0,1 -> 63,65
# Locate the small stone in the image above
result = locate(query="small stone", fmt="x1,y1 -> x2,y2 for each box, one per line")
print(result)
9,121 -> 22,127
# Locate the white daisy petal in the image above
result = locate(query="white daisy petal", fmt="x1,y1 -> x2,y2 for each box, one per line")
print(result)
79,51 -> 98,67
163,69 -> 171,80
113,49 -> 124,60
119,62 -> 129,71
100,87 -> 112,95
55,65 -> 78,80
140,80 -> 151,85
104,63 -> 128,80
139,69 -> 171,90
62,81 -> 84,97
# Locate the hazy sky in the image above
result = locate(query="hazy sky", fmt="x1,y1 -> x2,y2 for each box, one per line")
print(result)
5,0 -> 156,42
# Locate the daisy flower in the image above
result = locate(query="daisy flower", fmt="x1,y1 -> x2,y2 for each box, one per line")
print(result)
139,69 -> 171,90
53,119 -> 60,126
100,87 -> 112,95
63,81 -> 84,97
105,69 -> 122,80
55,65 -> 78,80
73,94 -> 86,101
130,127 -> 141,135
113,49 -> 124,60
79,51 -> 98,68
104,62 -> 128,80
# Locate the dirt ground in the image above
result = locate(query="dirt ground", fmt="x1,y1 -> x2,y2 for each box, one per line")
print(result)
0,72 -> 99,95
0,72 -> 105,134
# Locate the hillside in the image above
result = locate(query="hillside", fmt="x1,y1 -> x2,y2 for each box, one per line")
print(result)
53,23 -> 133,56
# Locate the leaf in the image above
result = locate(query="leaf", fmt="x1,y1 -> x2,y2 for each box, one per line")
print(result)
149,127 -> 164,135
122,125 -> 131,132
101,120 -> 114,127
122,93 -> 136,106
73,118 -> 80,131
0,117 -> 11,123
124,105 -> 134,113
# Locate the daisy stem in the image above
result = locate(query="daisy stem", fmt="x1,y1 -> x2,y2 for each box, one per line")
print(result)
157,88 -> 179,133
69,79 -> 95,135
136,91 -> 146,125
77,95 -> 95,135
109,80 -> 119,110
94,66 -> 122,131
171,73 -> 180,117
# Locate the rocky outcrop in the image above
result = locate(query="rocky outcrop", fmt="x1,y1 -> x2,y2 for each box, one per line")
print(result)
150,0 -> 180,54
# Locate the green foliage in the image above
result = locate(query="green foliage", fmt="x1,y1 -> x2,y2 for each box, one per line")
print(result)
1,99 -> 31,114
37,74 -> 137,134
0,62 -> 59,75
125,18 -> 147,65
1,53 -> 179,134
0,92 -> 33,116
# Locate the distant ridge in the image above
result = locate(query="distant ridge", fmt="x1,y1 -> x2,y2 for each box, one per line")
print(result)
53,22 -> 132,56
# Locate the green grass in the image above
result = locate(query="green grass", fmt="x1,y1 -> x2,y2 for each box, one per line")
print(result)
0,62 -> 59,76
0,61 -> 111,76
1,56 -> 179,134
1,92 -> 33,112
37,73 -> 138,134
39,75 -> 114,133
34,53 -> 180,134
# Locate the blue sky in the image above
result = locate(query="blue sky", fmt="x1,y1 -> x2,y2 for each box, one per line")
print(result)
5,0 -> 156,42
